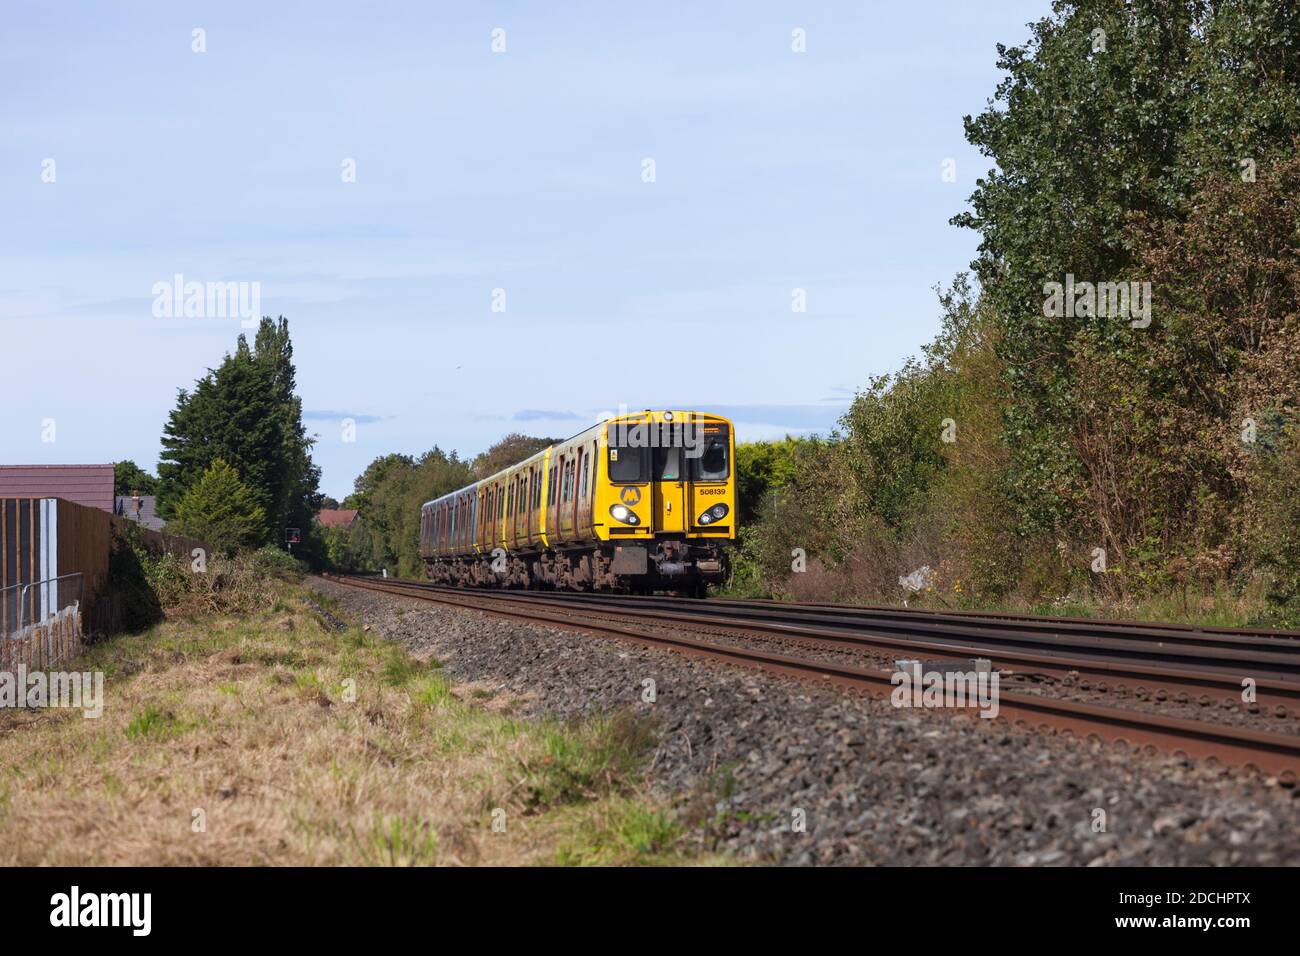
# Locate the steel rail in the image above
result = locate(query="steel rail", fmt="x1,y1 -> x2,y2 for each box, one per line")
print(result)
323,574 -> 1300,778
359,575 -> 1300,654
330,576 -> 1300,709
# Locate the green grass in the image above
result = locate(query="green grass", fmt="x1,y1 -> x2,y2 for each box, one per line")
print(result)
380,647 -> 427,686
518,712 -> 658,810
124,705 -> 182,740
1,583 -> 714,867
410,674 -> 454,709
554,800 -> 688,866
350,816 -> 440,867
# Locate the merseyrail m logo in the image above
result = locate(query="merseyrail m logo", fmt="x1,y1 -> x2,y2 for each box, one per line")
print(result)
620,486 -> 641,506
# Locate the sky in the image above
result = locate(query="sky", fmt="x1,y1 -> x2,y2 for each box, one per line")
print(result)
1,0 -> 1047,501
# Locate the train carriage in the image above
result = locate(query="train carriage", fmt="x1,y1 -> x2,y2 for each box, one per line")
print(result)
419,410 -> 735,594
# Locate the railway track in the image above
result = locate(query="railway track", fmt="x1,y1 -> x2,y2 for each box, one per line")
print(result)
321,574 -> 1300,779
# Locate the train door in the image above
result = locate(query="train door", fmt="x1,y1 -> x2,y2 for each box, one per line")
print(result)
651,442 -> 687,533
571,448 -> 583,538
505,478 -> 513,550
510,475 -> 520,549
497,481 -> 505,549
527,468 -> 537,545
526,467 -> 536,544
514,475 -> 524,548
552,455 -> 566,543
479,487 -> 487,552
576,442 -> 594,536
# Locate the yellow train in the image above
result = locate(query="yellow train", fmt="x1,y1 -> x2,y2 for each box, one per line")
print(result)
419,410 -> 735,595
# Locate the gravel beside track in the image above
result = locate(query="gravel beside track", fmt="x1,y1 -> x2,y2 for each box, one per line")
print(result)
614,621 -> 1300,735
309,576 -> 1300,865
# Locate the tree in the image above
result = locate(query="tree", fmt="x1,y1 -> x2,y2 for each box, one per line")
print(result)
113,460 -> 158,496
735,436 -> 823,526
471,433 -> 560,479
156,317 -> 321,555
254,318 -> 324,556
337,448 -> 473,576
169,459 -> 268,554
953,0 -> 1300,538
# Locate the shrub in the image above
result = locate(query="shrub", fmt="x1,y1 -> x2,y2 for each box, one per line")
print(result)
169,459 -> 268,555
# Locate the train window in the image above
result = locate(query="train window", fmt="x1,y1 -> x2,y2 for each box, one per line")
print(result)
608,443 -> 644,483
653,446 -> 681,481
687,425 -> 731,481
579,450 -> 589,499
549,467 -> 557,504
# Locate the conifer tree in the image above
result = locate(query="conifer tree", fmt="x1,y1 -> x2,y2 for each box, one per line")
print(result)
170,458 -> 268,554
156,317 -> 322,554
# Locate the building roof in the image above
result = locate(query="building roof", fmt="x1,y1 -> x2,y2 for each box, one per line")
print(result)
114,494 -> 166,531
0,464 -> 115,513
316,508 -> 359,529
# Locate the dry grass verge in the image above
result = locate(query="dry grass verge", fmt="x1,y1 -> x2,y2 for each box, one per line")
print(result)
0,587 -> 712,866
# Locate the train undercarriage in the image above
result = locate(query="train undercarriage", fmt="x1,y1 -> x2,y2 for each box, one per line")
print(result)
424,537 -> 728,597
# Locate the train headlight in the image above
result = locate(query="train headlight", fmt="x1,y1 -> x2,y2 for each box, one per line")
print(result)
609,504 -> 640,525
698,503 -> 728,524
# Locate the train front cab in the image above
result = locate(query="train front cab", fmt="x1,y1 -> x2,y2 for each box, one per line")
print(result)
597,411 -> 735,593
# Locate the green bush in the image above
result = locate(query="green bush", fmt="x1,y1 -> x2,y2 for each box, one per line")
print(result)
169,459 -> 268,555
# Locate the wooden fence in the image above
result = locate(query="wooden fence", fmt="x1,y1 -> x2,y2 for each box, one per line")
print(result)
0,498 -> 105,669
1,497 -> 212,659
118,520 -> 210,563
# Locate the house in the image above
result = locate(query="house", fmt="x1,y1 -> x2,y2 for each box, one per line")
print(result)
0,465 -> 115,513
114,494 -> 166,531
316,508 -> 359,531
